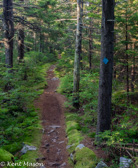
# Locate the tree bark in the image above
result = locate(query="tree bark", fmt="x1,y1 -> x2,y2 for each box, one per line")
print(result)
3,0 -> 14,69
79,0 -> 83,70
89,18 -> 92,69
18,18 -> 25,62
113,62 -> 116,79
96,0 -> 115,135
39,32 -> 43,52
125,11 -> 129,102
34,32 -> 37,51
113,34 -> 116,79
73,0 -> 83,109
131,43 -> 135,92
18,0 -> 25,62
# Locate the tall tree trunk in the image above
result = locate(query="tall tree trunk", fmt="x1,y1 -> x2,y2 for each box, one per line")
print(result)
79,0 -> 83,70
18,0 -> 24,62
73,0 -> 83,109
18,18 -> 24,62
96,0 -> 115,135
125,11 -> 129,102
89,18 -> 92,69
113,62 -> 116,79
131,43 -> 135,92
39,32 -> 43,52
113,34 -> 116,79
3,0 -> 14,69
34,32 -> 37,51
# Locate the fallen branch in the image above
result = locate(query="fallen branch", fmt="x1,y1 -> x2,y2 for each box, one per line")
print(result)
126,150 -> 137,167
99,143 -> 138,155
100,143 -> 138,148
55,19 -> 77,21
117,146 -> 138,153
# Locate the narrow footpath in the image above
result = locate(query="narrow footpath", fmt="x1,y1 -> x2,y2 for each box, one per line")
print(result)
35,65 -> 71,168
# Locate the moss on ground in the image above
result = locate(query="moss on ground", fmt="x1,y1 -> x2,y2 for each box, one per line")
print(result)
3,142 -> 22,154
15,150 -> 41,168
66,113 -> 81,122
65,113 -> 98,168
0,63 -> 51,168
0,149 -> 14,162
12,64 -> 51,167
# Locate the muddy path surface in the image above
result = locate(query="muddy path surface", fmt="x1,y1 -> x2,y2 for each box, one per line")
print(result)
35,65 -> 71,168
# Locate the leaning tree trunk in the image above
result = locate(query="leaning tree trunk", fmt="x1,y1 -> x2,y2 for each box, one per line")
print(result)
96,0 -> 115,135
73,0 -> 83,109
3,0 -> 14,69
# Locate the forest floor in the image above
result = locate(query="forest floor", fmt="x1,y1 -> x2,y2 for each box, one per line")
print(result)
35,65 -> 72,168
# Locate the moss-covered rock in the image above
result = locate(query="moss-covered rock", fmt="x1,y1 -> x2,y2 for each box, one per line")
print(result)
66,113 -> 81,122
67,129 -> 84,153
65,111 -> 98,168
68,157 -> 74,167
66,121 -> 81,133
74,160 -> 97,168
0,148 -> 14,162
74,147 -> 97,168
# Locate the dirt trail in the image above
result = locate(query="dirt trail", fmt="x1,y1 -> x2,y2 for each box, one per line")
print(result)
35,65 -> 71,168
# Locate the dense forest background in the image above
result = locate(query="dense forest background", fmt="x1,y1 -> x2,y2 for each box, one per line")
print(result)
0,0 -> 137,167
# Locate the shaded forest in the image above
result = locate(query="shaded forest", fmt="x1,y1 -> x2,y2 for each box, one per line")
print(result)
0,0 -> 138,167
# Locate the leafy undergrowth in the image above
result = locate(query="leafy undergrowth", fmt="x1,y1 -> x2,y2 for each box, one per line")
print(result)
102,91 -> 138,145
56,68 -> 99,139
56,70 -> 99,126
0,52 -> 51,167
